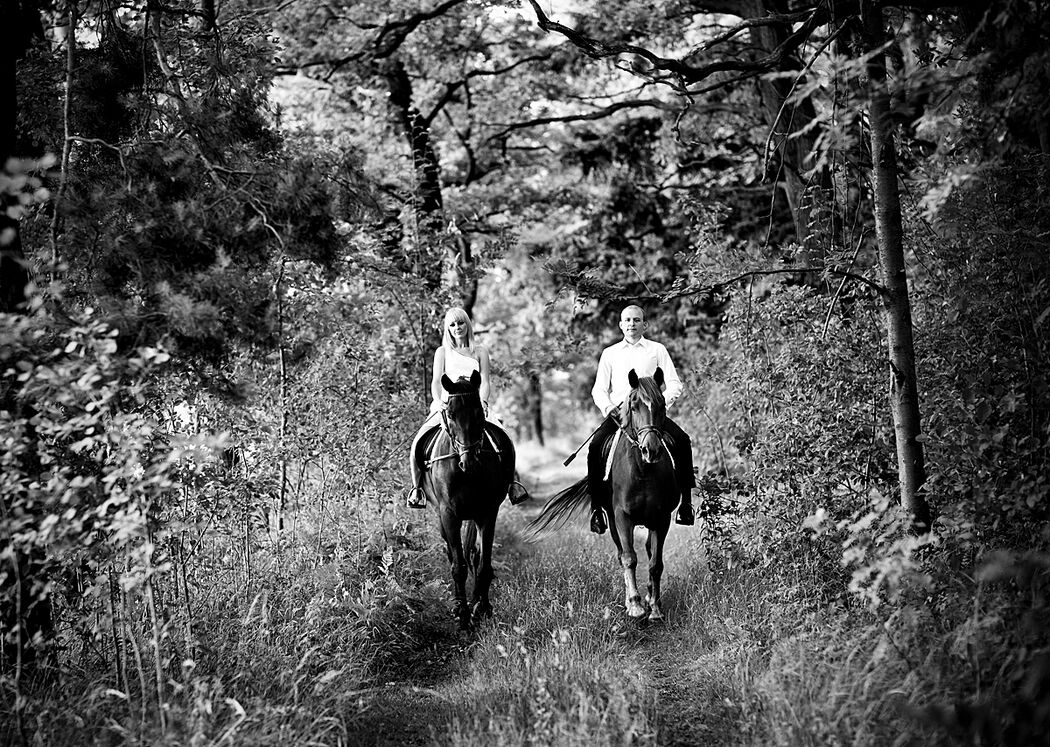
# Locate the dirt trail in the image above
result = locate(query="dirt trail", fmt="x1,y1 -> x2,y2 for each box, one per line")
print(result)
642,628 -> 743,747
346,653 -> 458,746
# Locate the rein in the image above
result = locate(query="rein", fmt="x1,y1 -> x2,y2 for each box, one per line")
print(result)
617,424 -> 667,447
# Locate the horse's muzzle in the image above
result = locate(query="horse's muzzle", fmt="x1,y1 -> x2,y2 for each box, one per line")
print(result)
637,427 -> 664,464
458,449 -> 479,472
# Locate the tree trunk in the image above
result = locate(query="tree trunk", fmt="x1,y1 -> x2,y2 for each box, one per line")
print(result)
381,57 -> 478,309
527,371 -> 544,445
744,0 -> 831,264
381,56 -> 445,290
453,233 -> 477,317
201,0 -> 216,31
864,6 -> 931,532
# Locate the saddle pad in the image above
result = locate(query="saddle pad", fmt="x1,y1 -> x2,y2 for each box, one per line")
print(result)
418,425 -> 443,463
603,431 -> 622,481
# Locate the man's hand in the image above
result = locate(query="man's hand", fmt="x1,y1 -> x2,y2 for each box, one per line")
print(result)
607,405 -> 621,424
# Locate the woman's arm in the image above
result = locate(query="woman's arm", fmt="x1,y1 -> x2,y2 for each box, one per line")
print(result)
430,347 -> 445,405
477,346 -> 491,406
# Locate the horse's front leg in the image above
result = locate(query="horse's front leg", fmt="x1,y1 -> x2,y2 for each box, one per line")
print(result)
469,518 -> 496,624
438,511 -> 470,628
611,510 -> 646,619
645,529 -> 667,622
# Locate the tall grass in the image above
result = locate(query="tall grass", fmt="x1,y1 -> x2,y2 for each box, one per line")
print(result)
8,449 -> 1043,746
426,506 -> 1041,747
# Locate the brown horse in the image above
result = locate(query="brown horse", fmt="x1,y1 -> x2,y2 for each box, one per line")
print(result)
525,368 -> 679,621
417,370 -> 516,628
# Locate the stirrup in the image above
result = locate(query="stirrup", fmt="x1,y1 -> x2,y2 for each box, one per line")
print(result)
508,480 -> 530,505
406,487 -> 427,509
675,502 -> 694,526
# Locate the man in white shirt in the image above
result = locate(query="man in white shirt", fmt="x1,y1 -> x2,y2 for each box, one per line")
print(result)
587,305 -> 696,534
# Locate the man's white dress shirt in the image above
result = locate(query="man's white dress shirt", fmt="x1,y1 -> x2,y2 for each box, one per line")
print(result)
591,336 -> 683,417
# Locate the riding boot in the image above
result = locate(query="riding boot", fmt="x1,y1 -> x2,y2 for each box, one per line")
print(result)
586,418 -> 618,535
508,480 -> 530,505
672,433 -> 696,526
590,504 -> 607,535
676,490 -> 695,525
587,458 -> 608,535
406,461 -> 427,509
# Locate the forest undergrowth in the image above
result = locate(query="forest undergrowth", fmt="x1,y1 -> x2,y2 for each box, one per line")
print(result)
5,432 -> 1040,747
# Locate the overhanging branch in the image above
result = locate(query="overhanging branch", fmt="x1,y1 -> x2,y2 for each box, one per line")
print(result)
483,98 -> 682,142
524,0 -> 825,86
549,265 -> 888,301
524,0 -> 967,89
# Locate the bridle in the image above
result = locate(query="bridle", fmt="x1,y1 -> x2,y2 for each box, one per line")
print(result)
439,392 -> 485,463
620,393 -> 667,453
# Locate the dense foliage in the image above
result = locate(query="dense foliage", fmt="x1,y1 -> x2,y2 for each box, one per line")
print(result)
2,1 -> 1048,744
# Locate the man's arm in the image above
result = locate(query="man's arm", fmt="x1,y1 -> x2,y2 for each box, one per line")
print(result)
591,348 -> 616,416
655,343 -> 684,407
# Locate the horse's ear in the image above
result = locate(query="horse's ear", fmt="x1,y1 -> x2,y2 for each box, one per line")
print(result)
654,367 -> 664,388
628,368 -> 639,388
441,374 -> 454,392
469,369 -> 481,389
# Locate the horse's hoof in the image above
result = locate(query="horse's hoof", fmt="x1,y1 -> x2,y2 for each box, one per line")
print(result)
645,595 -> 664,622
626,599 -> 648,620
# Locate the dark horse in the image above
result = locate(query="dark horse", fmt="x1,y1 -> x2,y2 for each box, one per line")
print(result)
416,369 -> 516,628
525,368 -> 679,621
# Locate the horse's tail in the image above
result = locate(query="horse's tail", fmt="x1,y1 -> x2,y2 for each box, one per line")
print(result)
520,477 -> 590,543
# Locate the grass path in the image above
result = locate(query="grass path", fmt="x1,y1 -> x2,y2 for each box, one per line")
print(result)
342,439 -> 744,746
638,618 -> 746,746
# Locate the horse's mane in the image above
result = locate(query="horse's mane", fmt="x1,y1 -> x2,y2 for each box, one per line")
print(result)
624,376 -> 665,428
635,376 -> 664,405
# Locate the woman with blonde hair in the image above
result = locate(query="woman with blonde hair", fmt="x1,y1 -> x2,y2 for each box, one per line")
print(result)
407,307 -> 526,508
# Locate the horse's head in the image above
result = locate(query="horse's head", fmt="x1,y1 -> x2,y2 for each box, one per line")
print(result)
624,367 -> 667,463
440,369 -> 485,472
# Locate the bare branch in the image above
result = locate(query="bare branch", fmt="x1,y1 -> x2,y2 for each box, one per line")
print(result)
483,98 -> 680,142
421,53 -> 552,126
523,0 -> 967,89
663,267 -> 888,301
372,0 -> 471,58
524,0 -> 826,85
551,264 -> 888,302
293,0 -> 472,76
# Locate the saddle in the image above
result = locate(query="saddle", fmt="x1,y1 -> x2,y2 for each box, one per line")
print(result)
416,423 -> 507,468
415,423 -> 529,504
